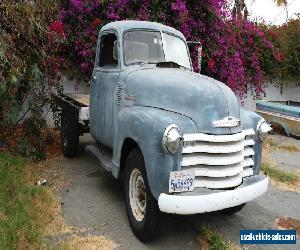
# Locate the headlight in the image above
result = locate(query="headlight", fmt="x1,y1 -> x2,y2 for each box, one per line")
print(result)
162,124 -> 183,154
257,120 -> 272,142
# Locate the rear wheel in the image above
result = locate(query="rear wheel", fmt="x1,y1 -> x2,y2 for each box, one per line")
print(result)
124,148 -> 162,242
220,203 -> 246,215
61,111 -> 79,157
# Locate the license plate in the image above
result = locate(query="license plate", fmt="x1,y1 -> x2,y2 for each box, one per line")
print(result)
169,170 -> 195,193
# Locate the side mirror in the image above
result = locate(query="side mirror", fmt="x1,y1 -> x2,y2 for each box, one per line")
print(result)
187,41 -> 202,74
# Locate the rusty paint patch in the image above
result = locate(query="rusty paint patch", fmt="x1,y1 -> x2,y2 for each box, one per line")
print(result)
124,95 -> 136,101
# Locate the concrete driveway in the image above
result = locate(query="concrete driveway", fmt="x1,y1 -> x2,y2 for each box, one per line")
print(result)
56,135 -> 300,249
268,134 -> 300,171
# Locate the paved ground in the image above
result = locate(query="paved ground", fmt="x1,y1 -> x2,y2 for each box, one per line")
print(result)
270,134 -> 300,149
269,134 -> 300,171
55,134 -> 299,249
270,151 -> 300,171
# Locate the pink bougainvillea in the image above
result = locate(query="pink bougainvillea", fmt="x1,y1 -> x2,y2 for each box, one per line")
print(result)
56,0 -> 279,99
48,20 -> 65,37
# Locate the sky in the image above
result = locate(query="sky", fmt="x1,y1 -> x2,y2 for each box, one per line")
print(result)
244,0 -> 300,25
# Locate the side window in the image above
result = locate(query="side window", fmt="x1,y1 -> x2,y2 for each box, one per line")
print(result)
99,33 -> 118,68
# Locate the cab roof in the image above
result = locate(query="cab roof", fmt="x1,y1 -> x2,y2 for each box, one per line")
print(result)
100,20 -> 185,39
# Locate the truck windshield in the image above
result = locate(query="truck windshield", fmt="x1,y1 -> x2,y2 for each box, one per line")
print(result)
123,30 -> 191,70
163,32 -> 191,70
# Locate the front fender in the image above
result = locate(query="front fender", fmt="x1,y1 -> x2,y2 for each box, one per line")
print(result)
112,106 -> 197,199
240,108 -> 264,174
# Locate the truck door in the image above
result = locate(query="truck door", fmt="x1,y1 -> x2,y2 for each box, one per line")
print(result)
90,31 -> 120,147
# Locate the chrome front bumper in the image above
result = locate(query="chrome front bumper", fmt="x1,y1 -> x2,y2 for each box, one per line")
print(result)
158,175 -> 268,215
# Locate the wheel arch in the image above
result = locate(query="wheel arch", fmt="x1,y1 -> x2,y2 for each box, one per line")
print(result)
112,106 -> 197,199
119,137 -> 140,178
268,121 -> 289,136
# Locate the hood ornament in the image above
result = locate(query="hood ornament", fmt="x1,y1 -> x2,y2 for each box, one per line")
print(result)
212,116 -> 240,128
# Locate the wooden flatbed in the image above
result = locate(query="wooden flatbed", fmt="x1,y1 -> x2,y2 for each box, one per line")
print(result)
56,93 -> 90,127
55,93 -> 91,157
63,93 -> 90,107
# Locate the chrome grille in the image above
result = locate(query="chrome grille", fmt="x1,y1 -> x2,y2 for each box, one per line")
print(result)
181,129 -> 255,189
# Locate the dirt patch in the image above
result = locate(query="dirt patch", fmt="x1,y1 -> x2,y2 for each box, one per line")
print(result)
269,179 -> 300,193
1,125 -> 62,159
45,191 -> 117,248
278,144 -> 300,152
260,164 -> 300,192
25,158 -> 71,193
262,139 -> 275,162
22,158 -> 70,242
25,157 -> 117,248
62,236 -> 118,250
197,234 -> 211,250
262,139 -> 300,192
25,158 -> 74,237
197,228 -> 240,250
264,136 -> 300,153
264,137 -> 279,150
276,217 -> 300,236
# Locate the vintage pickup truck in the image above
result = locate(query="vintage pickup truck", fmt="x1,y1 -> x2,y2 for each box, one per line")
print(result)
57,21 -> 271,242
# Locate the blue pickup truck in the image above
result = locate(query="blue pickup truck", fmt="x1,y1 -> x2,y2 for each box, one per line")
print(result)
57,21 -> 271,242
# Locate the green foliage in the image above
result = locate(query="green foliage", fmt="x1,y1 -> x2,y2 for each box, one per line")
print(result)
0,1 -> 62,158
0,153 -> 48,249
261,162 -> 300,184
14,115 -> 48,161
17,138 -> 47,161
262,17 -> 300,84
59,0 -> 278,98
50,85 -> 64,129
199,228 -> 232,250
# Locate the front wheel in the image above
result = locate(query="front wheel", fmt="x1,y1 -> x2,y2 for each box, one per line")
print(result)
124,148 -> 162,242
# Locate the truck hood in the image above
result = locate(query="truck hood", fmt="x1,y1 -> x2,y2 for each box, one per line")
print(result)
124,67 -> 241,134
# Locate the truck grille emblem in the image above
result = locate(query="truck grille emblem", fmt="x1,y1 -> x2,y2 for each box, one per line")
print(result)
212,116 -> 240,128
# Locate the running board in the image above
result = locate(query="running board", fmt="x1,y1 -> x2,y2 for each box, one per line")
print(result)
85,144 -> 112,172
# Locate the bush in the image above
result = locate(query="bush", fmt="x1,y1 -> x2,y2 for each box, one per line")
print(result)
58,0 -> 278,99
263,17 -> 300,84
0,153 -> 54,248
0,1 -> 63,158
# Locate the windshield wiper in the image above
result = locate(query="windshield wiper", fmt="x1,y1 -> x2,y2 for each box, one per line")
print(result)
156,61 -> 189,70
134,61 -> 190,71
139,62 -> 159,67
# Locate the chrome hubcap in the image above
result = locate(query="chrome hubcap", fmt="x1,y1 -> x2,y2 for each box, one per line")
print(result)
129,168 -> 146,222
